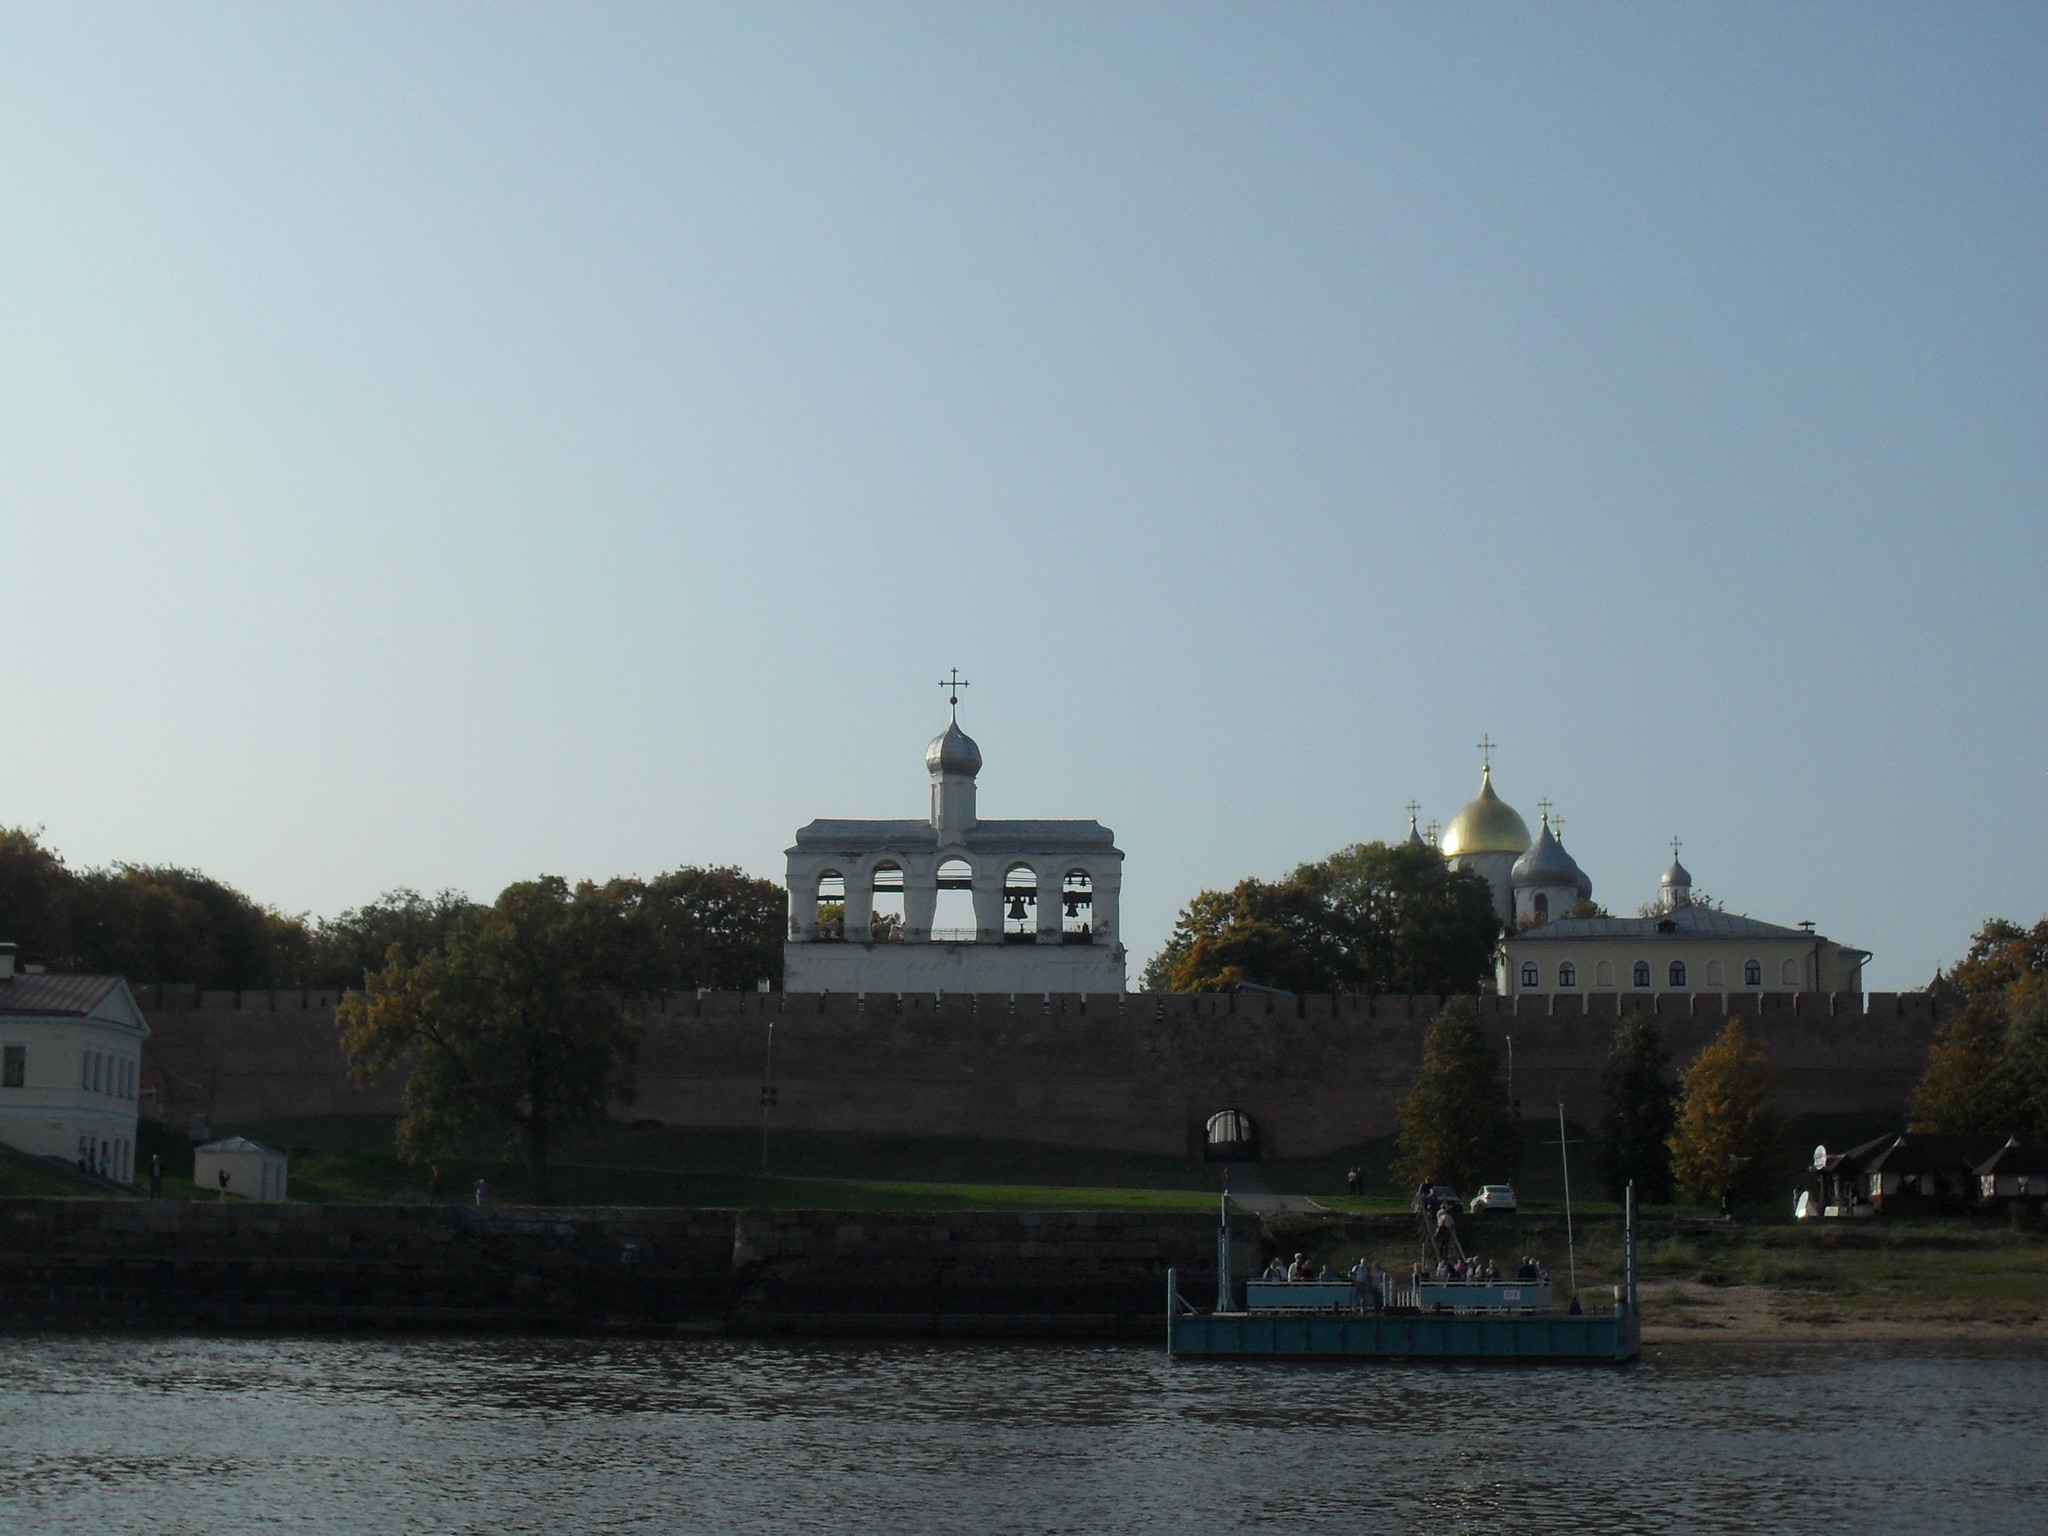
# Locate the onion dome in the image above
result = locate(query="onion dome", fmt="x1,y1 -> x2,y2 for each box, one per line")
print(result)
1405,811 -> 1425,847
1512,816 -> 1586,892
924,719 -> 982,778
1440,766 -> 1531,858
1661,852 -> 1692,907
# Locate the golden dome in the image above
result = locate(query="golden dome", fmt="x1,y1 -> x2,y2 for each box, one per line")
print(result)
1440,766 -> 1531,858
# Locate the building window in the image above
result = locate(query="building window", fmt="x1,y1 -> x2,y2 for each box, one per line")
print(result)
1061,869 -> 1096,942
2,1045 -> 22,1088
1558,962 -> 1576,988
868,862 -> 906,942
934,858 -> 977,939
1781,958 -> 1799,986
813,870 -> 847,940
1532,893 -> 1549,923
1632,961 -> 1651,988
1745,959 -> 1762,987
1520,962 -> 1539,987
1669,961 -> 1687,988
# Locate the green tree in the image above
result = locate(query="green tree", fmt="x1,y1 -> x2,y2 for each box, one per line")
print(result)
1145,841 -> 1498,994
603,865 -> 786,991
309,888 -> 477,990
337,877 -> 648,1203
1668,1019 -> 1780,1211
1594,1016 -> 1675,1203
71,864 -> 311,988
2006,994 -> 2048,1140
1908,917 -> 2048,1135
1391,1000 -> 1519,1195
0,827 -> 80,967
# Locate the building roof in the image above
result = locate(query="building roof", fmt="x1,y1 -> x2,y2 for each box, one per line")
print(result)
1975,1135 -> 2048,1177
1822,1132 -> 2017,1176
791,818 -> 1118,858
196,1136 -> 282,1156
1508,903 -> 1861,949
0,972 -> 128,1016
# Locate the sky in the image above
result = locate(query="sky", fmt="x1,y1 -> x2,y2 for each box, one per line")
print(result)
0,3 -> 2040,991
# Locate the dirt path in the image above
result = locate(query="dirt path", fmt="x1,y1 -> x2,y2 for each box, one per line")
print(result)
1221,1162 -> 1323,1215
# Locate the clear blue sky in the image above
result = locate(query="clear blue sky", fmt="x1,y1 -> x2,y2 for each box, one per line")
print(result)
1,4 -> 2040,990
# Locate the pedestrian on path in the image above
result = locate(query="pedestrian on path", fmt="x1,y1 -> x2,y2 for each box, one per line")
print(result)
148,1153 -> 162,1198
474,1177 -> 487,1207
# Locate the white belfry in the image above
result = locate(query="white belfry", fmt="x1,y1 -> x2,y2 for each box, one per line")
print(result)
783,693 -> 1125,994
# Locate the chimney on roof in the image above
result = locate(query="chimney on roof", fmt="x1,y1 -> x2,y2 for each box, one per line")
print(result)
0,942 -> 15,980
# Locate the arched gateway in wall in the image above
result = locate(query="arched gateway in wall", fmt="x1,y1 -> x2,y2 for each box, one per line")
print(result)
782,701 -> 1126,994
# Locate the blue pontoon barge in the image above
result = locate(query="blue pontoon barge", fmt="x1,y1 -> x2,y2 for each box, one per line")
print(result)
1167,1187 -> 1641,1364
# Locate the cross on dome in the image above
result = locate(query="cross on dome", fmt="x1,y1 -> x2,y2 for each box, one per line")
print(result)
937,668 -> 970,721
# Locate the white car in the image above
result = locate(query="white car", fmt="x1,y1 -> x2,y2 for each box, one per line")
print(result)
1469,1184 -> 1518,1213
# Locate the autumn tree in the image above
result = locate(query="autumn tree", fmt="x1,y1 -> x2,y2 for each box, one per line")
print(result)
1909,918 -> 2048,1136
1392,1000 -> 1519,1195
338,877 -> 648,1203
1668,1019 -> 1780,1212
1145,841 -> 1498,994
1594,1016 -> 1675,1203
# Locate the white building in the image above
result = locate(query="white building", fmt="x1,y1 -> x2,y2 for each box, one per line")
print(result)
0,944 -> 149,1183
784,706 -> 1126,993
194,1135 -> 289,1200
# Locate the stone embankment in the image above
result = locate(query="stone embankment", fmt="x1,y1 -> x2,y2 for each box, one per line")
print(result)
0,1199 -> 1258,1338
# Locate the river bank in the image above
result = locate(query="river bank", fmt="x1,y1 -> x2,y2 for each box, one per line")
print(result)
1261,1208 -> 2048,1341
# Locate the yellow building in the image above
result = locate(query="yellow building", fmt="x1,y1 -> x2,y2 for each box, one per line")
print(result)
1499,856 -> 1867,996
1426,759 -> 1868,996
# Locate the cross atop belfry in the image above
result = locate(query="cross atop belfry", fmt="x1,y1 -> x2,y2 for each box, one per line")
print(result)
938,669 -> 969,720
1671,836 -> 1683,859
1477,734 -> 1497,770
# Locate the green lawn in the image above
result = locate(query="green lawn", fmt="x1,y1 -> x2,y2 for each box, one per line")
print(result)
119,1108 -> 1920,1220
137,1117 -> 1228,1210
0,1153 -> 113,1198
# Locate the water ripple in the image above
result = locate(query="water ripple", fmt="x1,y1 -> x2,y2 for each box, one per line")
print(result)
0,1335 -> 2039,1534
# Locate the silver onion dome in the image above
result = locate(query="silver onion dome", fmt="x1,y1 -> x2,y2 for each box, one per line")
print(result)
925,719 -> 983,777
1511,818 -> 1585,891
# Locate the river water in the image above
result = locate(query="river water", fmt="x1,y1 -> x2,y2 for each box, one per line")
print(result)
0,1334 -> 2040,1534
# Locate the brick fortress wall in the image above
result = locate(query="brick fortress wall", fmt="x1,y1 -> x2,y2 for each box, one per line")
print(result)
136,988 -> 1942,1159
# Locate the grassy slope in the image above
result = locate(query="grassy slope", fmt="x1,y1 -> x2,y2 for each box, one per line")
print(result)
132,1109 -> 1901,1216
0,1153 -> 114,1198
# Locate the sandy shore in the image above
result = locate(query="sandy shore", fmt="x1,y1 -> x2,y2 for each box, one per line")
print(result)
1639,1280 -> 2048,1343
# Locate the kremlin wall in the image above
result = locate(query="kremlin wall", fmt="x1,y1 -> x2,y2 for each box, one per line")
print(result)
138,985 -> 1942,1160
